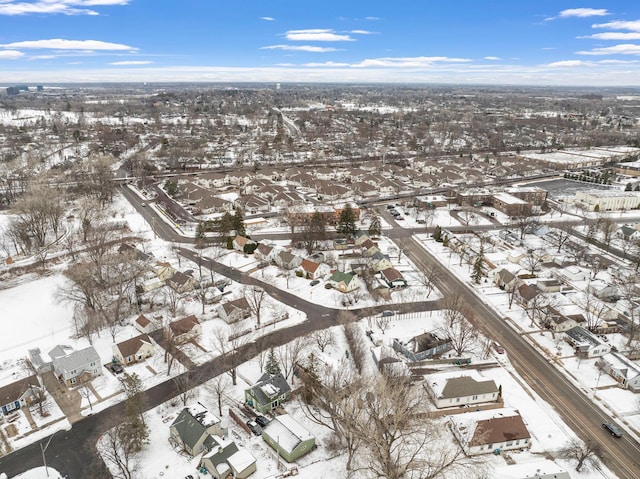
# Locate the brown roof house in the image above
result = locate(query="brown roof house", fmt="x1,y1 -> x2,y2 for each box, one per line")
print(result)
133,314 -> 160,334
169,315 -> 202,343
298,259 -> 331,280
217,297 -> 252,324
1,375 -> 43,416
112,334 -> 155,366
450,408 -> 531,455
167,270 -> 199,294
233,235 -> 256,253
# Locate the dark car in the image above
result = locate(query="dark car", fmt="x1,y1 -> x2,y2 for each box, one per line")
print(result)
310,279 -> 320,286
381,310 -> 395,317
246,420 -> 262,436
255,415 -> 270,427
603,422 -> 623,437
112,363 -> 124,374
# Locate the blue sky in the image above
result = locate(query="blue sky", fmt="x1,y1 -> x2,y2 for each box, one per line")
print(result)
1,1 -> 640,85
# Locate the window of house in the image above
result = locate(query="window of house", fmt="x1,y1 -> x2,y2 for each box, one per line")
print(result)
487,444 -> 493,450
456,398 -> 460,402
70,377 -> 77,384
472,395 -> 478,400
506,441 -> 513,446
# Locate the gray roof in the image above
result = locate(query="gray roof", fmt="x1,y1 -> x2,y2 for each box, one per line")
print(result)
247,373 -> 291,407
202,436 -> 239,469
440,376 -> 498,399
51,346 -> 100,373
171,408 -> 207,450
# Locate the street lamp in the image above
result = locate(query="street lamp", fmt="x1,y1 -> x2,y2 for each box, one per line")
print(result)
41,426 -> 70,477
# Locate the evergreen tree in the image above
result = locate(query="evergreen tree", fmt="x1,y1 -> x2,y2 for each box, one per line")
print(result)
265,348 -> 281,375
215,212 -> 234,242
625,183 -> 633,191
337,204 -> 357,238
195,222 -> 206,249
119,373 -> 149,451
301,353 -> 320,404
368,214 -> 382,238
472,246 -> 485,284
232,207 -> 246,237
433,225 -> 442,242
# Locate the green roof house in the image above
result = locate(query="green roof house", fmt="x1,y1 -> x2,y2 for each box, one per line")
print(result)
261,414 -> 316,463
328,271 -> 360,293
199,435 -> 257,479
169,402 -> 226,456
245,372 -> 292,414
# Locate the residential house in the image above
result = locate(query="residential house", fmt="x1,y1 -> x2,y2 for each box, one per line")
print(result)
169,315 -> 202,343
514,284 -> 545,309
244,372 -> 292,414
558,265 -> 590,282
299,259 -> 330,280
354,230 -> 370,246
588,280 -> 620,302
170,402 -> 226,456
371,252 -> 393,272
167,270 -> 199,293
449,409 -> 531,455
564,326 -> 612,358
543,306 -> 585,333
361,239 -> 380,257
133,314 -> 158,334
274,250 -> 303,270
426,373 -> 500,409
253,243 -> 276,264
153,261 -> 177,282
217,297 -> 252,324
261,414 -> 316,463
597,352 -> 640,392
393,332 -> 452,362
495,269 -> 518,291
0,375 -> 42,415
112,334 -> 155,366
327,271 -> 361,293
536,278 -> 562,293
380,267 -> 407,288
200,435 -> 257,479
233,235 -> 256,253
49,345 -> 102,386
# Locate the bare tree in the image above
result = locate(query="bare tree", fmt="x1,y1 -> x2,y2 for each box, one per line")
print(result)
521,250 -> 543,276
244,285 -> 268,327
173,369 -> 196,406
277,336 -> 311,380
312,329 -> 335,353
442,315 -> 477,357
96,425 -> 138,479
206,374 -> 231,417
212,321 -> 252,385
599,217 -> 617,246
559,439 -> 602,472
617,281 -> 640,346
416,264 -> 441,298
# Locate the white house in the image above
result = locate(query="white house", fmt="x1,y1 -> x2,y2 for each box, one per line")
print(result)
564,326 -> 611,358
598,352 -> 640,392
449,408 -> 531,455
426,372 -> 500,409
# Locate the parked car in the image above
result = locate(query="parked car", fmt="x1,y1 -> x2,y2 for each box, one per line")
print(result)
310,279 -> 320,286
381,310 -> 395,317
493,342 -> 505,354
112,363 -> 124,374
255,415 -> 270,427
246,420 -> 262,436
603,422 -> 623,437
396,216 -> 404,221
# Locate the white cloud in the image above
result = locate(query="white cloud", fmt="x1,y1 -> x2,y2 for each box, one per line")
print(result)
0,39 -> 137,50
546,8 -> 610,21
0,0 -> 128,16
365,16 -> 380,21
592,20 -> 640,32
546,60 -> 590,68
285,29 -> 354,42
577,43 -> 640,55
351,30 -> 374,35
261,44 -> 337,52
0,50 -> 24,59
260,16 -> 274,21
110,60 -> 153,65
303,61 -> 350,67
582,32 -> 640,40
484,56 -> 501,60
351,56 -> 472,68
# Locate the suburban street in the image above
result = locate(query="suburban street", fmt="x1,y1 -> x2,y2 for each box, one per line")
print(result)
402,236 -> 640,479
2,185 -> 640,478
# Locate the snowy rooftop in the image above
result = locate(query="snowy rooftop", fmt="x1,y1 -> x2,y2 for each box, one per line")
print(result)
426,370 -> 498,399
492,192 -> 528,205
227,447 -> 256,472
263,414 -> 314,453
187,401 -> 220,427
